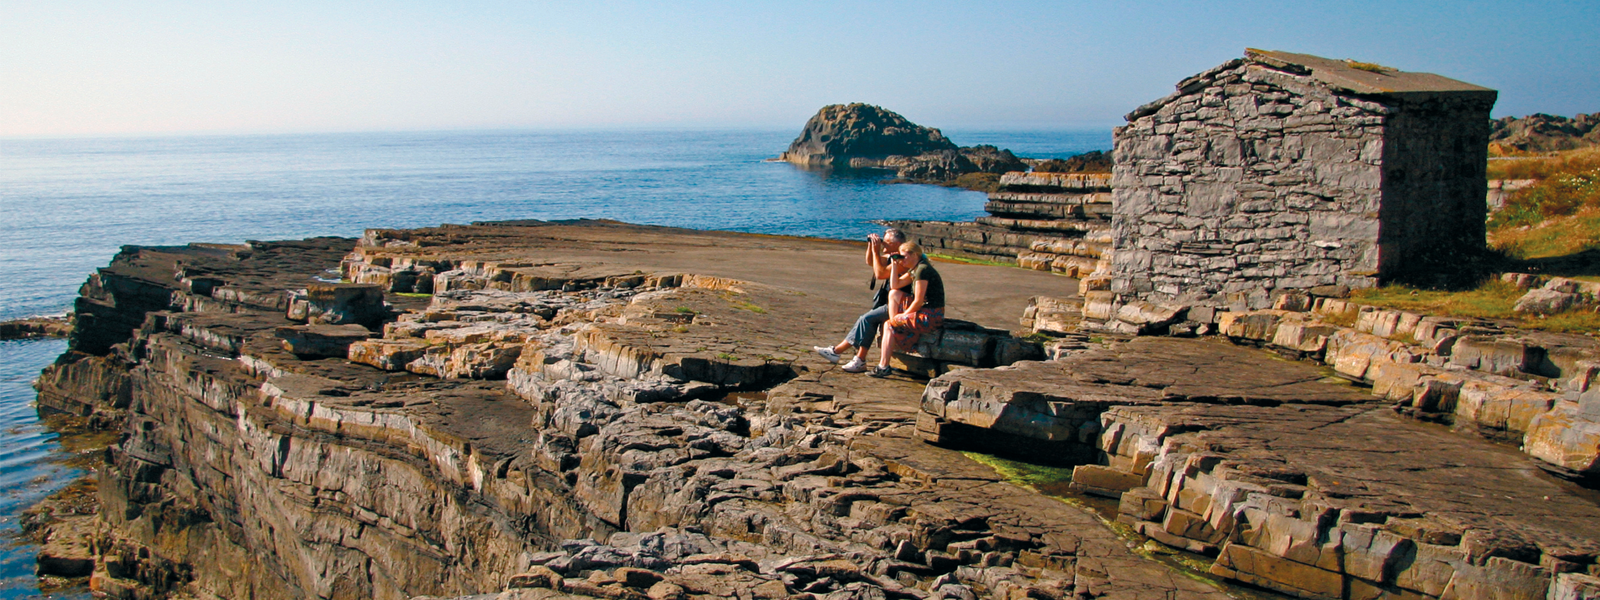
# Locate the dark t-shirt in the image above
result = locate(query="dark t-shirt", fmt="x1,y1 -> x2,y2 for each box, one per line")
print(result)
909,262 -> 945,309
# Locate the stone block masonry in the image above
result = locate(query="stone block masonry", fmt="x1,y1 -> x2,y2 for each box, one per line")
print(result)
1109,49 -> 1497,309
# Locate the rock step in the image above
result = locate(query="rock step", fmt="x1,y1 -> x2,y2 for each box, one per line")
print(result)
1101,401 -> 1600,600
1027,238 -> 1108,258
1016,252 -> 1100,277
986,191 -> 1113,206
983,199 -> 1113,221
974,216 -> 1106,233
996,171 -> 1112,191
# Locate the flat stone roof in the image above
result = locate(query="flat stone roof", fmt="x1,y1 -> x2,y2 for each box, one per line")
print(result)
1245,48 -> 1496,96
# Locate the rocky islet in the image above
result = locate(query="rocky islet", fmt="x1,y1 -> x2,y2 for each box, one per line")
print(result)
779,103 -> 1028,185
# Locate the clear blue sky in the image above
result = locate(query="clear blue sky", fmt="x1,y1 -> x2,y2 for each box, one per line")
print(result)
2,0 -> 1594,137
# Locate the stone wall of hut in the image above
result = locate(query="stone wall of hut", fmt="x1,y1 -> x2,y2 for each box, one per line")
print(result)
1109,59 -> 1494,309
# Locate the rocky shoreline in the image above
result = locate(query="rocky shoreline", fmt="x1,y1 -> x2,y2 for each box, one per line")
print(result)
27,221 -> 1197,599
1,316 -> 72,340
24,219 -> 1600,600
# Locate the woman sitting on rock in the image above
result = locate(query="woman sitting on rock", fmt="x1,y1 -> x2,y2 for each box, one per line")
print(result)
870,242 -> 944,378
814,228 -> 908,372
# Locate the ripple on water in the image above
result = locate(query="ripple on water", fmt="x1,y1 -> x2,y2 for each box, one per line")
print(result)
0,339 -> 91,599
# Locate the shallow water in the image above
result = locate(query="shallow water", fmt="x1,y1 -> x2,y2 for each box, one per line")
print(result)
0,339 -> 89,599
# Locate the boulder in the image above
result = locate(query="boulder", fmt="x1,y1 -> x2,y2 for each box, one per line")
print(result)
1450,336 -> 1542,376
1524,399 -> 1600,474
288,283 -> 387,328
1514,288 -> 1582,315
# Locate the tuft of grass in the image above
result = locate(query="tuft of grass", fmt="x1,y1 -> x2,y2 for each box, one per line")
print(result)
1318,309 -> 1358,328
716,352 -> 737,361
394,292 -> 432,298
730,300 -> 766,314
1345,60 -> 1393,73
673,306 -> 695,314
1021,332 -> 1057,344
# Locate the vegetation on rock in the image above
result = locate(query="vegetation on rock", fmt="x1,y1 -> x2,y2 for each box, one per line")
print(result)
1488,148 -> 1600,254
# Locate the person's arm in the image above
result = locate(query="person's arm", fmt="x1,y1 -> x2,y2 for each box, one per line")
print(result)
901,279 -> 930,316
886,260 -> 914,290
868,240 -> 893,280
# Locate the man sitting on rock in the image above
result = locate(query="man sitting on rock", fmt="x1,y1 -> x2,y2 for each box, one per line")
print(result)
869,242 -> 944,378
814,228 -> 909,372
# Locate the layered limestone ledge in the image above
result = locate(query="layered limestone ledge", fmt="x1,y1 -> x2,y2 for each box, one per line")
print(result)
915,336 -> 1600,600
887,171 -> 1112,278
33,220 -> 1236,600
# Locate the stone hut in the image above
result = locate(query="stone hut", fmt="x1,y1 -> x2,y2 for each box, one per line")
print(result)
1107,49 -> 1497,309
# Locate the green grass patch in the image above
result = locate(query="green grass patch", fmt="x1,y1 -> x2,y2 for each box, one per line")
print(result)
730,300 -> 767,314
1487,147 -> 1600,179
1351,280 -> 1600,333
1350,281 -> 1523,319
961,452 -> 1075,490
394,292 -> 432,298
1021,332 -> 1057,344
673,306 -> 696,314
1524,311 -> 1600,334
1318,309 -> 1358,328
927,253 -> 1018,268
1491,207 -> 1600,260
716,352 -> 737,361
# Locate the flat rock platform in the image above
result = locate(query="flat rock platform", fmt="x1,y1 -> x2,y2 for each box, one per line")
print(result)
33,219 -> 1600,600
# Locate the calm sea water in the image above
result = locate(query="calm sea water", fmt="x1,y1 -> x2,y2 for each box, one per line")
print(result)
0,128 -> 1109,594
0,339 -> 85,600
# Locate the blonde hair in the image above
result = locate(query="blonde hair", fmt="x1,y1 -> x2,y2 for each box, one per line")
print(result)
898,242 -> 923,261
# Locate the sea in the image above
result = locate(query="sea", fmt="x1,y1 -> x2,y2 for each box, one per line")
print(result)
0,128 -> 1109,597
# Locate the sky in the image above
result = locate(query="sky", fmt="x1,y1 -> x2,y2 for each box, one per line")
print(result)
2,0 -> 1595,137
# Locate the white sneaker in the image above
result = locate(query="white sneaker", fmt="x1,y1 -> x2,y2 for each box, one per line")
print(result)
840,358 -> 869,373
814,346 -> 841,363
